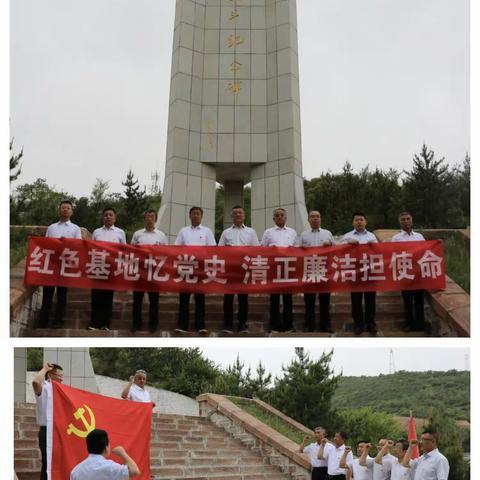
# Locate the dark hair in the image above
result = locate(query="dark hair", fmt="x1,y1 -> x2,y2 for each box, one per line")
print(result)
86,429 -> 109,454
422,429 -> 439,442
357,440 -> 370,447
45,364 -> 63,380
59,200 -> 73,208
189,206 -> 203,215
102,207 -> 116,215
398,211 -> 412,219
231,205 -> 245,211
396,439 -> 409,451
352,212 -> 366,220
336,431 -> 347,441
144,209 -> 157,219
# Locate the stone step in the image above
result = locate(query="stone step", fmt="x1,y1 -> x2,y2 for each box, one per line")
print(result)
14,404 -> 291,480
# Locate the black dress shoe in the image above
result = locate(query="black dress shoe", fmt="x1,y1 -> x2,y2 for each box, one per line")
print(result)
367,323 -> 378,335
320,325 -> 334,334
354,325 -> 364,336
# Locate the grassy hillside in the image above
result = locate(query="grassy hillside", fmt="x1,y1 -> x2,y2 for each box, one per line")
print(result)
333,370 -> 469,421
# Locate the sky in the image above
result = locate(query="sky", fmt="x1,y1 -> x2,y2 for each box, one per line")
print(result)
199,345 -> 470,378
9,0 -> 469,198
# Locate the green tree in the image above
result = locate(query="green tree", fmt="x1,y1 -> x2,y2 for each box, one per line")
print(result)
90,348 -> 220,398
332,408 -> 403,455
402,144 -> 460,228
10,179 -> 68,225
424,408 -> 470,480
269,348 -> 340,430
27,348 -> 43,371
120,169 -> 148,230
10,138 -> 23,183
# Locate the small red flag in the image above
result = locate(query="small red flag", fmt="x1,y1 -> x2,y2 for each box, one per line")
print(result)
408,411 -> 420,459
47,382 -> 152,479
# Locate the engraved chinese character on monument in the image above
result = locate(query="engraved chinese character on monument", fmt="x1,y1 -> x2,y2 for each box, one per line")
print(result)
158,0 -> 308,241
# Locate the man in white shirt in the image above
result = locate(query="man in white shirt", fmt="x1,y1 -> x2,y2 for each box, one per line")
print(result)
38,200 -> 82,329
376,439 -> 412,480
341,441 -> 374,480
130,209 -> 167,334
298,210 -> 335,333
408,432 -> 449,480
218,205 -> 259,333
318,431 -> 353,480
391,212 -> 428,332
340,212 -> 378,336
120,370 -> 154,406
372,438 -> 396,480
299,426 -> 330,480
174,206 -> 216,333
32,362 -> 64,480
261,208 -> 298,333
89,207 -> 127,331
70,428 -> 140,479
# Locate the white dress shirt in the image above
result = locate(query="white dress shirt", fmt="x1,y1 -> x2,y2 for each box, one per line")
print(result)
131,228 -> 167,245
411,449 -> 449,480
303,442 -> 328,468
391,458 -> 412,480
218,225 -> 259,246
127,384 -> 151,403
391,230 -> 426,242
298,228 -> 335,247
35,381 -> 52,426
92,225 -> 126,244
324,444 -> 353,476
70,454 -> 129,480
261,226 -> 298,246
341,229 -> 378,244
347,457 -> 374,480
175,224 -> 216,246
46,220 -> 82,239
374,452 -> 395,480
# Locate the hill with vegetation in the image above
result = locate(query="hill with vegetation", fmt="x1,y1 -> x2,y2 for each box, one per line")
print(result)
333,370 -> 470,422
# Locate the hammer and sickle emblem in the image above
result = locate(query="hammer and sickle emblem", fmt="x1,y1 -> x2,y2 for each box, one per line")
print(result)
66,404 -> 96,438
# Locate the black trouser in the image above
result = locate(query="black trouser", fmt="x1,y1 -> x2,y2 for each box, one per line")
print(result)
178,293 -> 205,331
132,291 -> 159,330
90,289 -> 114,328
38,426 -> 47,480
304,293 -> 331,331
327,475 -> 346,480
223,294 -> 248,330
38,286 -> 67,327
351,291 -> 376,330
312,466 -> 328,480
269,294 -> 293,331
402,289 -> 425,330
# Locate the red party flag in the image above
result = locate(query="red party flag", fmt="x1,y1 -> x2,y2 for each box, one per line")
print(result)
408,411 -> 420,459
47,382 -> 152,479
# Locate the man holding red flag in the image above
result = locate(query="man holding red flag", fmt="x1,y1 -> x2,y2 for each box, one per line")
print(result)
70,429 -> 140,479
47,381 -> 152,480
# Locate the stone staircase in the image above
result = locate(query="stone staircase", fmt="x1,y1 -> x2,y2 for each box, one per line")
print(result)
20,288 -> 451,337
14,402 -> 292,480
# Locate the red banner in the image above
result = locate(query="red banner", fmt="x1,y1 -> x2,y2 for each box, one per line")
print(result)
47,382 -> 152,480
25,236 -> 446,294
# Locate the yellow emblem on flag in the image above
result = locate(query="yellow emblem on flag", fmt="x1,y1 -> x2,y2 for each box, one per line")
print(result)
66,404 -> 96,438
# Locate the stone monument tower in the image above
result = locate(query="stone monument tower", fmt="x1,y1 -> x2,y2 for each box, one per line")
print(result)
158,0 -> 308,241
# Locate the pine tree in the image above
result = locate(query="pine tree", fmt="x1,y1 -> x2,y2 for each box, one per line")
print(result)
10,138 -> 23,182
402,144 -> 458,228
270,348 -> 340,429
121,169 -> 148,229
